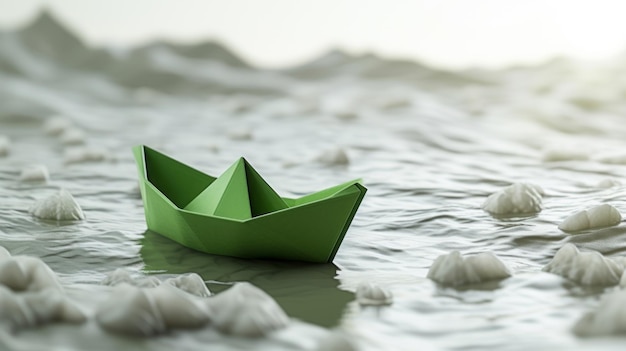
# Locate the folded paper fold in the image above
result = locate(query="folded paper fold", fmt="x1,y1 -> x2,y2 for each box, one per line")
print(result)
133,145 -> 366,263
184,158 -> 288,219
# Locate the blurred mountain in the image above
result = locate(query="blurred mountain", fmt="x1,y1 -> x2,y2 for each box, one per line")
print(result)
0,9 -> 489,96
285,49 -> 489,86
136,40 -> 250,68
18,9 -> 89,63
0,10 -> 280,94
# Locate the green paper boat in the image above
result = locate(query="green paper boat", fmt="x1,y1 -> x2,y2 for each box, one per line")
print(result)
133,145 -> 366,263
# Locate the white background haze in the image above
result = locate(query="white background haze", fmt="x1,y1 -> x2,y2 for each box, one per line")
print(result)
1,0 -> 625,69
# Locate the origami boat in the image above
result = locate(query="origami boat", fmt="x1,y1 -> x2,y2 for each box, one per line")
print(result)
133,145 -> 366,263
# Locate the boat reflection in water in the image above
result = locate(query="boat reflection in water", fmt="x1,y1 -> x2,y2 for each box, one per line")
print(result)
139,230 -> 354,327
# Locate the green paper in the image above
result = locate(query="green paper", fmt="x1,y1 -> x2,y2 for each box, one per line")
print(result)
133,145 -> 367,263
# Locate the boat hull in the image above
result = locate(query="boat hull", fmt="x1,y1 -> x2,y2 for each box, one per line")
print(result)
133,145 -> 366,263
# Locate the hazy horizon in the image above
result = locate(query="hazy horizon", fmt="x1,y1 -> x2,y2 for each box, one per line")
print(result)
1,0 -> 626,70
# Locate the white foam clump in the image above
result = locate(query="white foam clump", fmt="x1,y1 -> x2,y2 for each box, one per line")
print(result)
59,128 -> 86,145
558,204 -> 621,232
63,147 -> 111,164
101,268 -> 160,288
573,289 -> 626,337
427,251 -> 511,286
19,165 -> 50,183
29,189 -> 85,221
482,183 -> 544,215
355,282 -> 393,306
95,283 -> 210,336
542,244 -> 622,286
44,117 -> 73,136
0,245 -> 83,331
0,287 -> 85,331
102,270 -> 210,297
208,282 -> 289,337
165,273 -> 211,297
0,250 -> 62,292
0,135 -> 10,157
316,148 -> 349,166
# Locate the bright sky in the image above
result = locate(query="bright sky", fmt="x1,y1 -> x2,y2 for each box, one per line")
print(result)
1,0 -> 625,69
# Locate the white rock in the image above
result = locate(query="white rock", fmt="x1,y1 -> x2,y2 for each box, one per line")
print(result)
573,289 -> 626,337
95,283 -> 210,336
59,128 -> 86,145
316,148 -> 349,166
101,269 -> 160,288
542,244 -> 622,286
151,284 -> 210,329
19,165 -> 50,183
95,284 -> 166,336
482,183 -> 544,215
29,189 -> 85,221
64,147 -> 111,165
208,282 -> 289,337
101,268 -> 133,286
0,286 -> 85,331
355,282 -> 392,306
0,248 -> 61,293
427,251 -> 511,286
165,273 -> 211,297
43,117 -> 73,136
558,204 -> 621,232
0,259 -> 29,291
0,135 -> 10,157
